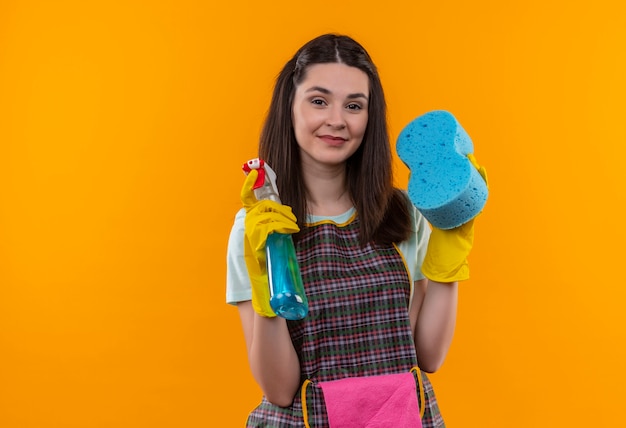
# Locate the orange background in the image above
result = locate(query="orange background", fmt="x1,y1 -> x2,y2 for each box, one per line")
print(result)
1,1 -> 625,426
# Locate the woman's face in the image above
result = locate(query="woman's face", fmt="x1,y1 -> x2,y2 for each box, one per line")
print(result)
292,63 -> 369,170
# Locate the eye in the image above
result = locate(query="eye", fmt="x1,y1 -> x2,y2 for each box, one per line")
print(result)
311,98 -> 327,106
346,103 -> 363,111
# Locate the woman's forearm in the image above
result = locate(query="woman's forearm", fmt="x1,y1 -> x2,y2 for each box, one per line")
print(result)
415,280 -> 458,372
241,305 -> 301,407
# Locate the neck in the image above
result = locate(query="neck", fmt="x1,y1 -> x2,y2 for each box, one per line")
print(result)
302,162 -> 352,216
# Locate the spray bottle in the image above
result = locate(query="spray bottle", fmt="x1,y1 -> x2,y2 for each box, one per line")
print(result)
242,158 -> 309,320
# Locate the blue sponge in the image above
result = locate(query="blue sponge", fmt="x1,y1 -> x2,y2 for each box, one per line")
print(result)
396,110 -> 488,229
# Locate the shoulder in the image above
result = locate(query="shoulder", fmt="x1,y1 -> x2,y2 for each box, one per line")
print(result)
394,189 -> 428,235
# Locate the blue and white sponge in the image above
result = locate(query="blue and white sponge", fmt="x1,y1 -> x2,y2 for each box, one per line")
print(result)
396,110 -> 488,229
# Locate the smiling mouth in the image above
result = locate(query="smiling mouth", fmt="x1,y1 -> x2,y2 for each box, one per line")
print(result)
319,135 -> 348,145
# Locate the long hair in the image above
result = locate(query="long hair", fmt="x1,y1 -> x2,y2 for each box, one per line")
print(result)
259,34 -> 411,245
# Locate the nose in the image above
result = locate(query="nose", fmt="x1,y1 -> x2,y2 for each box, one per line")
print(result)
326,105 -> 346,129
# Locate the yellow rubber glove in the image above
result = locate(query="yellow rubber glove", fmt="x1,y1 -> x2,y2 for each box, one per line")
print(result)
421,154 -> 488,283
240,169 -> 300,317
467,153 -> 489,188
421,219 -> 475,282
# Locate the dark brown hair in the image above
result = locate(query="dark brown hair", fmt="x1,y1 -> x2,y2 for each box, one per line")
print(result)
259,33 -> 411,245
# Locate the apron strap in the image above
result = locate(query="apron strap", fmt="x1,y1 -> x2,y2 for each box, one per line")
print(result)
411,366 -> 426,419
301,379 -> 312,428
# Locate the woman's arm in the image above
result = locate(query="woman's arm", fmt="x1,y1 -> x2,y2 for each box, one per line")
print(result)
409,278 -> 458,373
237,301 -> 301,407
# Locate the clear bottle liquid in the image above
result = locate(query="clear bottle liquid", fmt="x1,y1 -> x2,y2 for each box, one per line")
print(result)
252,164 -> 309,320
266,233 -> 308,320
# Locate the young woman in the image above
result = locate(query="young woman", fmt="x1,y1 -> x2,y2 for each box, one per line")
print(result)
227,33 -> 476,427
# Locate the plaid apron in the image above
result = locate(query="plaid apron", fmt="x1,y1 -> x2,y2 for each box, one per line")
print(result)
246,214 -> 445,427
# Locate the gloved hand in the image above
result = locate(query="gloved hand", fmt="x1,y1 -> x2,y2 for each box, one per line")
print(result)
421,154 -> 488,283
467,153 -> 489,188
241,169 -> 300,317
421,219 -> 474,282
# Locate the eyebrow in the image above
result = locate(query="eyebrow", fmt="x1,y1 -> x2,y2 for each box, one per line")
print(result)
305,86 -> 369,100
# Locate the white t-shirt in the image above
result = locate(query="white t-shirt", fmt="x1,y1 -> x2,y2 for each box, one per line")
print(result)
225,205 -> 431,305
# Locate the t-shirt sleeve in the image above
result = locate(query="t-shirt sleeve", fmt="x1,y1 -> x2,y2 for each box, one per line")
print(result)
397,204 -> 431,283
225,208 -> 252,305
